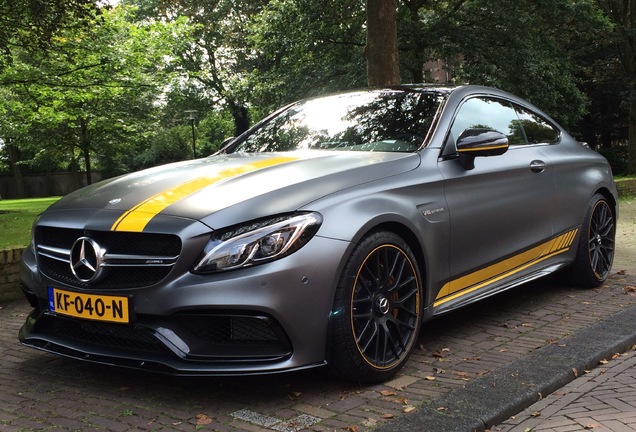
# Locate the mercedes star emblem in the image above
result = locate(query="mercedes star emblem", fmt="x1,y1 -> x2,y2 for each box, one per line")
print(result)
70,237 -> 104,283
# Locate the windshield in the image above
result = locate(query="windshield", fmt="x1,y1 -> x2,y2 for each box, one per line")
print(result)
229,90 -> 444,153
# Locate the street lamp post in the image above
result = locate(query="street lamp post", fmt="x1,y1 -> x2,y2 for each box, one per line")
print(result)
184,110 -> 197,159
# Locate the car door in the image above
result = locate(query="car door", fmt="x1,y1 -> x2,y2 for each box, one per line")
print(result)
436,96 -> 557,307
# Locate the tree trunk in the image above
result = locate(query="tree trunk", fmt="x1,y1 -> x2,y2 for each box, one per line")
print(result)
45,159 -> 54,196
404,0 -> 425,83
624,0 -> 636,174
70,152 -> 80,191
228,99 -> 250,136
80,118 -> 92,186
6,140 -> 26,198
366,0 -> 400,86
629,89 -> 636,174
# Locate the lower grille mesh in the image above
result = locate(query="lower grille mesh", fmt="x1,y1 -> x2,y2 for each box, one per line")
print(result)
37,315 -> 172,354
34,312 -> 292,361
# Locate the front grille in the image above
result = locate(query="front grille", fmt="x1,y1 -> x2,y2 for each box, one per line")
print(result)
40,256 -> 174,289
35,227 -> 182,289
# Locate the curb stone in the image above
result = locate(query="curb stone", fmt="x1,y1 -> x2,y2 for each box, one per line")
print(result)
374,303 -> 636,432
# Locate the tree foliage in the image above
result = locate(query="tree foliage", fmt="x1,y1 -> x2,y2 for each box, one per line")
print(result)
595,0 -> 636,173
395,0 -> 611,128
0,0 -> 99,72
1,0 -> 634,197
126,0 -> 271,136
0,6 -> 193,190
248,0 -> 366,113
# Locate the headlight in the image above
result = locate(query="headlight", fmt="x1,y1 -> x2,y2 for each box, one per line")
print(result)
30,215 -> 41,255
192,212 -> 322,273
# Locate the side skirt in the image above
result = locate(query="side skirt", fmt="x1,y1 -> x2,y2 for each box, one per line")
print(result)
431,262 -> 567,317
431,227 -> 579,316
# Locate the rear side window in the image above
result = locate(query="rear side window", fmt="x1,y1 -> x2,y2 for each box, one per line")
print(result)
513,105 -> 560,144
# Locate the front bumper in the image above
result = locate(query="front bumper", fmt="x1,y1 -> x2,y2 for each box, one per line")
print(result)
19,235 -> 351,375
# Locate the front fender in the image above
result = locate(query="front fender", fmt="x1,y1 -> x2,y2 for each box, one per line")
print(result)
309,168 -> 450,312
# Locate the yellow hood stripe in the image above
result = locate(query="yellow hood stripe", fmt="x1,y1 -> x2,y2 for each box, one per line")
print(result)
111,156 -> 299,232
434,228 -> 579,307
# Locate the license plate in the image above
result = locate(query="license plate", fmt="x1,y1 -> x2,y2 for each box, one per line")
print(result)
48,287 -> 129,323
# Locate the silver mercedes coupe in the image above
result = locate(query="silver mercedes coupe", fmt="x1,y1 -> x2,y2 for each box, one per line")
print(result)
19,85 -> 617,383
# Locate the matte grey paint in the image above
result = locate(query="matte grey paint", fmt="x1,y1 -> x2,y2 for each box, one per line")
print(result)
18,85 -> 618,375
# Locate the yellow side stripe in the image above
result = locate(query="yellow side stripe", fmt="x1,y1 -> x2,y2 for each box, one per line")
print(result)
434,228 -> 578,308
111,156 -> 299,232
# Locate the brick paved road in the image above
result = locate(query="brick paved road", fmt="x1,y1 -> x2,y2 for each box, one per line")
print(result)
495,349 -> 636,431
2,272 -> 635,432
1,199 -> 635,432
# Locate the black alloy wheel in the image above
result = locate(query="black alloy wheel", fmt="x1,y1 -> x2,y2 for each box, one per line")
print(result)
562,193 -> 616,288
329,231 -> 422,383
587,197 -> 615,281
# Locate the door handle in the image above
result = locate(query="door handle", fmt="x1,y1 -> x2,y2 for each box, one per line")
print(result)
530,160 -> 546,173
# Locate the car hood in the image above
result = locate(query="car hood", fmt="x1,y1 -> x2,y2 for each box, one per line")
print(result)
46,151 -> 420,232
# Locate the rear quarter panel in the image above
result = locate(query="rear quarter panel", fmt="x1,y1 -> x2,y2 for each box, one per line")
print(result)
546,137 -> 617,235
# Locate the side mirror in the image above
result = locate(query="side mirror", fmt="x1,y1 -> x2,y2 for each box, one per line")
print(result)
456,128 -> 509,170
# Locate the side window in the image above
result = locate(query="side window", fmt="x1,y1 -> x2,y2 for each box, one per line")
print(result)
450,97 -> 527,146
513,105 -> 560,144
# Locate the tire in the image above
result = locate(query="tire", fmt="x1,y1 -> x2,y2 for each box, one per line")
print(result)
328,231 -> 423,383
562,193 -> 616,288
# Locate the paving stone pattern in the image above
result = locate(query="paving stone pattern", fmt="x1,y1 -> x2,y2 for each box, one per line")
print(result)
1,198 -> 636,432
2,271 -> 635,432
495,349 -> 636,432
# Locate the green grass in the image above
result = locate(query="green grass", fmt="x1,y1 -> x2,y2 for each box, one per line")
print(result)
0,197 -> 60,249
